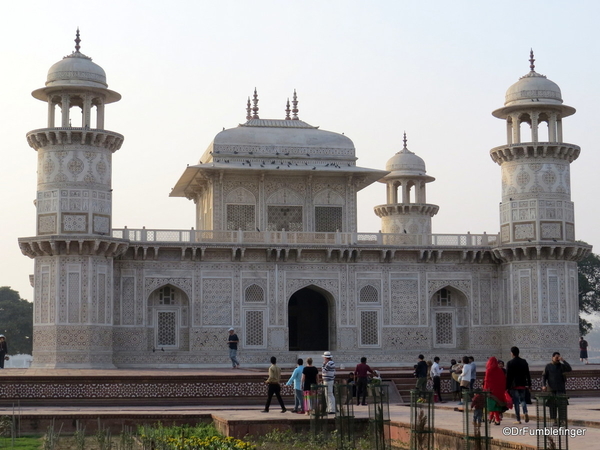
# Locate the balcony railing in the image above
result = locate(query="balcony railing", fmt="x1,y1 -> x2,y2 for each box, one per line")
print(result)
111,228 -> 499,247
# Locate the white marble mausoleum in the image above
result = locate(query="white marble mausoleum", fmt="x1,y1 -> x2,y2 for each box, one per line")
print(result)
19,35 -> 590,368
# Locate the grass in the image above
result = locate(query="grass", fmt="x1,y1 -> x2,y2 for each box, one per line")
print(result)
0,437 -> 43,449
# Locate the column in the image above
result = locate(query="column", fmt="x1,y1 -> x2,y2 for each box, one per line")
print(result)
557,119 -> 563,143
96,100 -> 105,129
47,98 -> 55,128
61,94 -> 70,127
511,114 -> 520,144
548,114 -> 557,142
531,113 -> 539,143
507,119 -> 513,145
83,95 -> 92,128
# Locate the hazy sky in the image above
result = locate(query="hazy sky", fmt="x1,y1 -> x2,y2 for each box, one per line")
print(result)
2,1 -> 600,303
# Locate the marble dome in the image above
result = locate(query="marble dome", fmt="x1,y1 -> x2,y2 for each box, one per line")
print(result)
386,147 -> 427,175
45,52 -> 108,89
504,71 -> 563,106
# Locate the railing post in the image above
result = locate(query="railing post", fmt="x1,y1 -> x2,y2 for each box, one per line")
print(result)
123,226 -> 129,240
191,227 -> 196,242
482,231 -> 488,245
466,231 -> 472,246
378,231 -> 383,245
238,228 -> 243,244
335,229 -> 341,245
282,228 -> 287,244
141,226 -> 147,242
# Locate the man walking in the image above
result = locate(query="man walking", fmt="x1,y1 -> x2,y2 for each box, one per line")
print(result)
542,352 -> 572,426
262,356 -> 287,413
355,356 -> 375,406
321,351 -> 336,414
227,327 -> 240,369
506,346 -> 531,424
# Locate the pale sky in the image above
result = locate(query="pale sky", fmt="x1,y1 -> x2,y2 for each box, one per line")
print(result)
2,1 -> 600,303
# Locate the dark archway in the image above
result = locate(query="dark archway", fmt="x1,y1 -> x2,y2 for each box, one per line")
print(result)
288,287 -> 329,351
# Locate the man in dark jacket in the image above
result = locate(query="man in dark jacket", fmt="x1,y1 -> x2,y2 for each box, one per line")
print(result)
542,352 -> 572,425
506,346 -> 532,424
415,354 -> 428,400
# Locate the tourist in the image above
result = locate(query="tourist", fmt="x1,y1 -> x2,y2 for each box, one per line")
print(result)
321,351 -> 336,414
542,352 -> 572,426
471,393 -> 484,428
457,356 -> 472,405
579,336 -> 589,364
415,354 -> 428,400
262,356 -> 286,413
497,359 -> 506,374
301,357 -> 319,415
0,335 -> 7,369
346,371 -> 357,403
355,356 -> 375,406
286,358 -> 304,413
469,356 -> 476,390
506,346 -> 531,424
227,327 -> 240,369
449,358 -> 461,401
430,356 -> 445,403
484,356 -> 506,425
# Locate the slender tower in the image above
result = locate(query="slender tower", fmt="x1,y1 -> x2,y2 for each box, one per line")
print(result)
490,52 -> 589,359
374,133 -> 439,239
19,31 -> 127,368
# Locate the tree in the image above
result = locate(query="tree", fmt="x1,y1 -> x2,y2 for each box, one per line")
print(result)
0,287 -> 33,354
578,252 -> 600,336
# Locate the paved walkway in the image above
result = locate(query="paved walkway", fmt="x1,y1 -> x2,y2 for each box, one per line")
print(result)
1,397 -> 598,449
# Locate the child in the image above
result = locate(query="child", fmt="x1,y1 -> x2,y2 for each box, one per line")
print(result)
471,393 -> 484,428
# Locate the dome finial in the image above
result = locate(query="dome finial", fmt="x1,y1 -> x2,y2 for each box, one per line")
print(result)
529,48 -> 535,72
285,98 -> 291,120
252,88 -> 259,119
292,89 -> 299,120
403,131 -> 408,150
75,27 -> 81,53
246,97 -> 252,121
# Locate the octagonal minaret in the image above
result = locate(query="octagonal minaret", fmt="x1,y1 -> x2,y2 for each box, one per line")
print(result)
19,31 -> 128,368
490,51 -> 589,360
374,134 -> 439,238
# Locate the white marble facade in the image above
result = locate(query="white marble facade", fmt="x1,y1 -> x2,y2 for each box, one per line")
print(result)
19,40 -> 589,368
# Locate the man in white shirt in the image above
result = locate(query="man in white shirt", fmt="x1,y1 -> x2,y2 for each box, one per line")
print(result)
431,356 -> 445,403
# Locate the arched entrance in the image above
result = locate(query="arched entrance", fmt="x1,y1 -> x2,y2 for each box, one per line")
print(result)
288,287 -> 329,351
430,286 -> 468,349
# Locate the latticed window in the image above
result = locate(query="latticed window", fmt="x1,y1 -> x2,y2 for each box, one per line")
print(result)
436,288 -> 452,306
435,312 -> 454,346
227,204 -> 256,231
157,311 -> 177,346
315,206 -> 342,232
159,286 -> 175,305
245,284 -> 264,303
359,285 -> 378,303
245,310 -> 264,346
360,310 -> 379,346
267,206 -> 303,231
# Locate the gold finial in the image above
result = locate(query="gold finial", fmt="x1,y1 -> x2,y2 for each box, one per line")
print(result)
246,97 -> 252,121
252,88 -> 259,119
285,98 -> 291,120
529,49 -> 535,72
291,89 -> 299,120
75,27 -> 81,52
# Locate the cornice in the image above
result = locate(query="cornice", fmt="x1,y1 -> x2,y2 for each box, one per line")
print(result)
19,235 -> 129,258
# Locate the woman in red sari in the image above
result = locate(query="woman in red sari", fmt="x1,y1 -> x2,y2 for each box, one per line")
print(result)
484,356 -> 506,425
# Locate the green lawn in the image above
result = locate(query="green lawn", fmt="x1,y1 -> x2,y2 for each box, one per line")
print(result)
0,436 -> 42,449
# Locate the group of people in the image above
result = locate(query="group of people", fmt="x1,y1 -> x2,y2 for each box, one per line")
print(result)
260,352 -> 378,415
418,347 -> 573,428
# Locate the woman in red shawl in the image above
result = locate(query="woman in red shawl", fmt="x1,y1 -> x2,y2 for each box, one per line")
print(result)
484,356 -> 506,425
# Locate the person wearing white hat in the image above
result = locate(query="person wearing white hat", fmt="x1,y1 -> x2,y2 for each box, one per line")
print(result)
0,335 -> 7,369
227,328 -> 240,369
321,351 -> 336,414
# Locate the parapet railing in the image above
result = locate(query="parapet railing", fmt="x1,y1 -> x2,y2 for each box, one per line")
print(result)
111,228 -> 499,247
